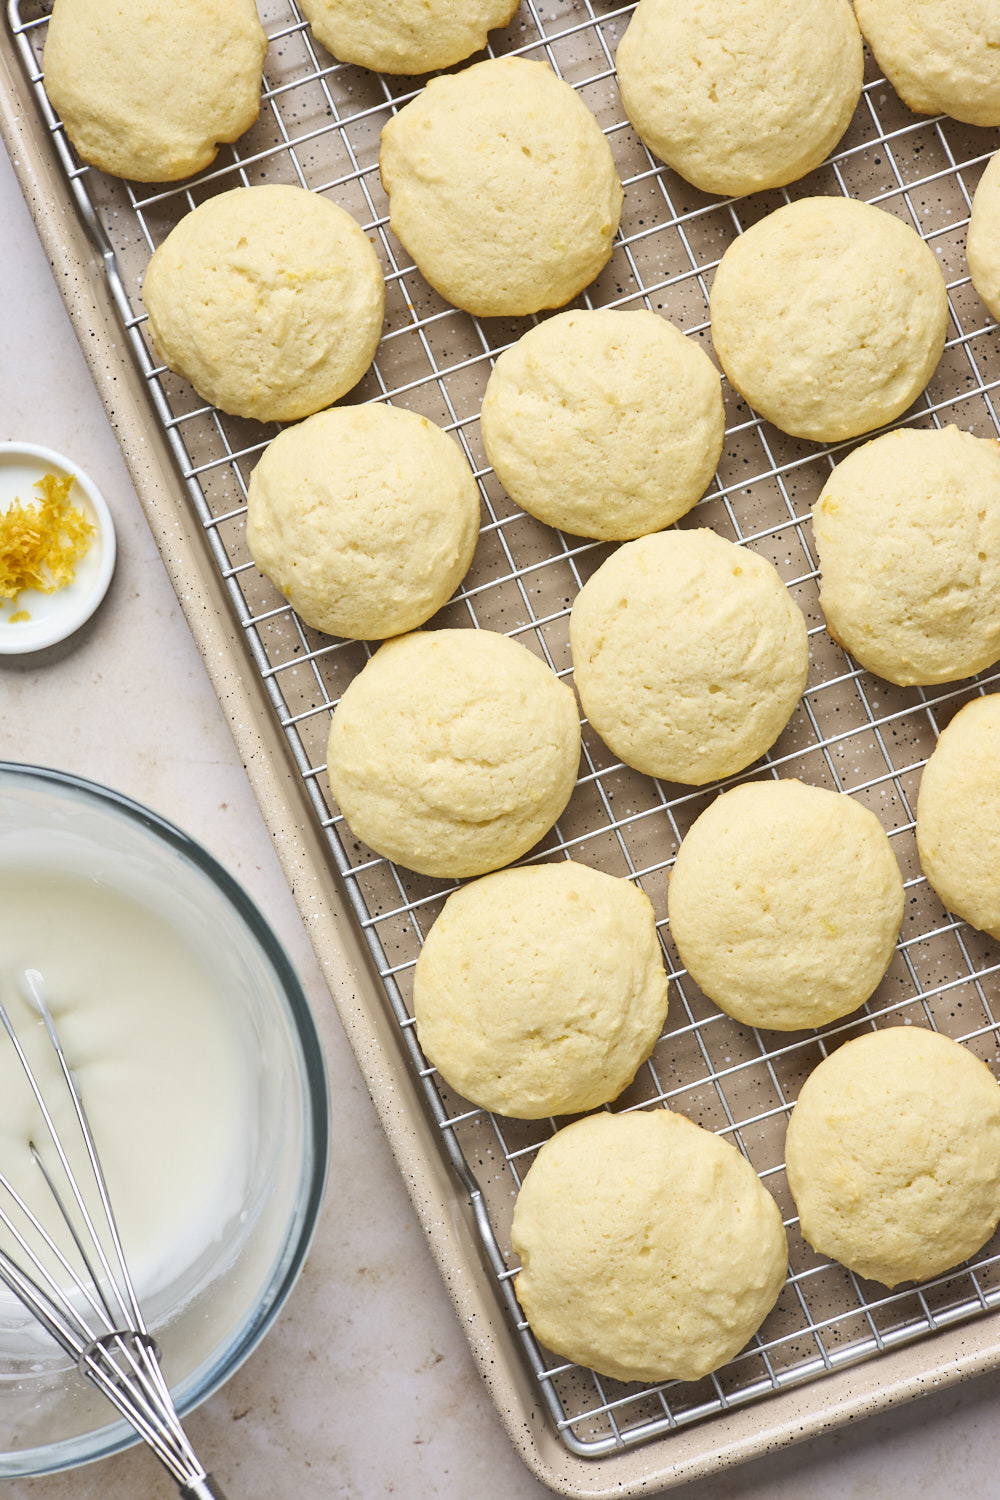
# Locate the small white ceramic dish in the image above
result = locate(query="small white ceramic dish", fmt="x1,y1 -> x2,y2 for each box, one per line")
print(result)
0,441 -> 116,653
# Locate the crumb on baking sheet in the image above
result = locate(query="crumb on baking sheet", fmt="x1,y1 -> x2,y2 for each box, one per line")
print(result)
0,473 -> 94,619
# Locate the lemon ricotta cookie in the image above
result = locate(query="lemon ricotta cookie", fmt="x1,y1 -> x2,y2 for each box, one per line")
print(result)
413,862 -> 669,1118
786,1027 -> 1000,1287
916,694 -> 1000,941
378,57 -> 623,318
298,0 -> 520,74
142,185 -> 384,424
511,1109 -> 787,1384
569,529 -> 809,785
854,0 -> 1000,128
246,405 -> 479,640
480,309 -> 724,541
325,628 -> 581,878
812,425 -> 1000,686
710,196 -> 948,443
616,0 -> 863,197
968,151 -> 1000,322
43,0 -> 267,182
668,780 -> 904,1031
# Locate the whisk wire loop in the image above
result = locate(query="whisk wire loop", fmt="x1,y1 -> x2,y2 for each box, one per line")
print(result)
0,972 -> 227,1496
0,1193 -> 91,1353
11,969 -> 142,1332
28,1140 -> 123,1327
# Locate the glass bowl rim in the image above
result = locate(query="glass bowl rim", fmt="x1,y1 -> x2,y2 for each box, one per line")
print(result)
0,760 -> 331,1476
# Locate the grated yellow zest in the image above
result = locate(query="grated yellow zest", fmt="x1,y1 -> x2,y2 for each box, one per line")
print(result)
0,473 -> 95,619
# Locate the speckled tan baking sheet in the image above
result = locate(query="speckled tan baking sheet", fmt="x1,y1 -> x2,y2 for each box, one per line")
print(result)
4,4 -> 1000,1494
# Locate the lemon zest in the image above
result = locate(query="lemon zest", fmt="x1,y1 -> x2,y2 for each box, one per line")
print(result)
0,474 -> 95,620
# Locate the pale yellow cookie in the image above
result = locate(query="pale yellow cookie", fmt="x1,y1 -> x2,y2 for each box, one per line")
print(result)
299,0 -> 520,74
413,862 -> 669,1118
916,694 -> 1000,940
854,0 -> 1000,127
668,780 -> 903,1031
569,529 -> 809,785
142,184 -> 384,424
246,405 -> 479,640
616,0 -> 863,197
378,57 -> 623,318
325,628 -> 581,878
813,425 -> 1000,686
968,150 -> 1000,322
480,309 -> 724,541
43,0 -> 267,182
710,196 -> 948,443
511,1109 -> 787,1384
786,1027 -> 1000,1287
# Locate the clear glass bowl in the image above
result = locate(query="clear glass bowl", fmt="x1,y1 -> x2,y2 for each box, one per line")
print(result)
0,762 -> 330,1477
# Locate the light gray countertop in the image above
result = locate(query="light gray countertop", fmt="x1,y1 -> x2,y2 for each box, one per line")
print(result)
3,142 -> 1000,1500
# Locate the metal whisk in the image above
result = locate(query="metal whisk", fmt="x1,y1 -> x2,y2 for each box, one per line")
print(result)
0,969 -> 226,1498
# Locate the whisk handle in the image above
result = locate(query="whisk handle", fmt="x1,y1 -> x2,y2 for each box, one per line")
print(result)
179,1477 -> 227,1499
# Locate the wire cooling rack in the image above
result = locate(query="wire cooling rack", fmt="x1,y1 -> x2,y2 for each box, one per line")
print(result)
10,0 -> 1000,1461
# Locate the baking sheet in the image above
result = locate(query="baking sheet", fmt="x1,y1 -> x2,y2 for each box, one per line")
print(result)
5,1 -> 1000,1492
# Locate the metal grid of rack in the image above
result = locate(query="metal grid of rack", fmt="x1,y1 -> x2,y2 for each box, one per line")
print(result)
10,0 -> 1000,1459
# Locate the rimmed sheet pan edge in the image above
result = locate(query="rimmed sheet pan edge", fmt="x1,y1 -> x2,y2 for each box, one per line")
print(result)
3,29 -> 1000,1496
